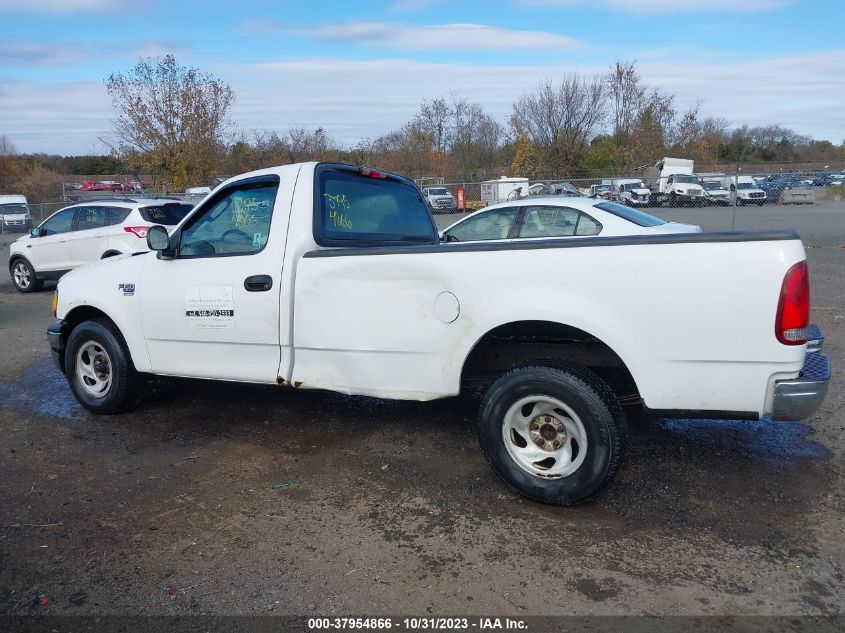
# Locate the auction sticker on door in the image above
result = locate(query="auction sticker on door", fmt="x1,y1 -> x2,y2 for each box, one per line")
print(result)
185,286 -> 235,329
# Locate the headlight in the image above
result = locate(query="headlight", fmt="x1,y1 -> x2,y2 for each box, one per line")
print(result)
51,290 -> 58,317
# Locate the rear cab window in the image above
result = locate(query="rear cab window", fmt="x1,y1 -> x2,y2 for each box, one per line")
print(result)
315,166 -> 437,246
594,201 -> 666,227
140,203 -> 194,225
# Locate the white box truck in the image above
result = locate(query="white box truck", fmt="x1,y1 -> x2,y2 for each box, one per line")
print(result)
480,177 -> 530,204
644,158 -> 706,207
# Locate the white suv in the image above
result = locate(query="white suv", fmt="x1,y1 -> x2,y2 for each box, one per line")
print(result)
8,198 -> 193,293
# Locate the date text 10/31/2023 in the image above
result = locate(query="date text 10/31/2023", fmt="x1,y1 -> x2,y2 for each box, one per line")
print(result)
307,617 -> 528,630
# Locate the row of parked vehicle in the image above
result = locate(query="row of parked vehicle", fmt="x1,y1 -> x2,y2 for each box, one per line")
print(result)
65,179 -> 151,193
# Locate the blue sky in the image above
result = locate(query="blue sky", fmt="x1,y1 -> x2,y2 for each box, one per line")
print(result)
1,0 -> 843,154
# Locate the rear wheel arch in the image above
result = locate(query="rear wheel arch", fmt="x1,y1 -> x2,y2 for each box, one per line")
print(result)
101,250 -> 122,259
460,320 -> 641,405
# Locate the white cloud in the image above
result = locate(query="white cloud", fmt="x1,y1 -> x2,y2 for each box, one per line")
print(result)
0,0 -> 116,12
0,42 -> 87,66
518,0 -> 789,12
0,40 -> 183,68
3,50 -> 843,155
0,81 -> 112,154
256,21 -> 582,51
235,51 -> 845,145
391,0 -> 447,9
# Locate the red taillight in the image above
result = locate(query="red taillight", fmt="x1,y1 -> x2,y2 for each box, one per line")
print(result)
358,166 -> 387,179
124,226 -> 149,238
776,260 -> 810,345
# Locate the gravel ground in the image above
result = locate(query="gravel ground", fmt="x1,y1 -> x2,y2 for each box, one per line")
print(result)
0,202 -> 843,618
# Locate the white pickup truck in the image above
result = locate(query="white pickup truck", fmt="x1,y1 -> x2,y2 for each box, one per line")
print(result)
46,162 -> 831,506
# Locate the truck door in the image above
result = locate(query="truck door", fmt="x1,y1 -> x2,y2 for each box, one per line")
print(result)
138,173 -> 294,383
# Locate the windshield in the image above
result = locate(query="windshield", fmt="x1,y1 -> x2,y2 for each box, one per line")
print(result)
594,185 -> 611,192
0,204 -> 28,214
672,175 -> 701,184
594,201 -> 666,227
621,183 -> 644,191
428,188 -> 449,195
140,203 -> 194,225
703,182 -> 722,190
736,182 -> 756,190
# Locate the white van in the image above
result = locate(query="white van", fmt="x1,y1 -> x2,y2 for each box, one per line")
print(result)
0,195 -> 32,233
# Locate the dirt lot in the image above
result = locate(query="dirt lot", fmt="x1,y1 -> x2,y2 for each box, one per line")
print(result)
0,203 -> 843,619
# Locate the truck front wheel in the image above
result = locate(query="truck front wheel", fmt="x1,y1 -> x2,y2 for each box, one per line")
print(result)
478,364 -> 627,506
65,319 -> 146,414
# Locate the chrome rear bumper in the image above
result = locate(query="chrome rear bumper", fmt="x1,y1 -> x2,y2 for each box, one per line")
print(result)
771,325 -> 830,421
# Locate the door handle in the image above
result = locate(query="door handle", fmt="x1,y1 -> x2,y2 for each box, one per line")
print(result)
244,275 -> 273,292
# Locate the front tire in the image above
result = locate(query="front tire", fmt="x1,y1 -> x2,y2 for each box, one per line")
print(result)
11,258 -> 43,293
65,319 -> 146,414
478,364 -> 627,506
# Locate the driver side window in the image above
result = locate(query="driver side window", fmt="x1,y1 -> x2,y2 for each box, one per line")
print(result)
178,182 -> 277,258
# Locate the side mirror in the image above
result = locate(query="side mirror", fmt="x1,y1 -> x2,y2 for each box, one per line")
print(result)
29,227 -> 42,238
146,225 -> 175,258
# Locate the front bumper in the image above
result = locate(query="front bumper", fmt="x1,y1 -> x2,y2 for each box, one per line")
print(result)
47,319 -> 67,373
771,325 -> 830,421
2,218 -> 32,232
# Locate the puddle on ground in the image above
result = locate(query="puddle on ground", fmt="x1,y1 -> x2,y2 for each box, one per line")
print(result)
0,358 -> 80,418
659,417 -> 830,465
0,360 -> 831,470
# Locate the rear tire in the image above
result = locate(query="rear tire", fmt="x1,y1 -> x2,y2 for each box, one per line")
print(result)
478,363 -> 627,506
10,258 -> 43,293
65,319 -> 146,414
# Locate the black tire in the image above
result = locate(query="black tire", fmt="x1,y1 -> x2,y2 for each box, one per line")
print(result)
478,363 -> 627,506
668,192 -> 677,208
64,319 -> 146,414
10,258 -> 44,293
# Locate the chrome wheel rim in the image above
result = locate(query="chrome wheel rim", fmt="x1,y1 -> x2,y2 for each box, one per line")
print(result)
75,341 -> 112,399
13,262 -> 30,289
502,395 -> 588,479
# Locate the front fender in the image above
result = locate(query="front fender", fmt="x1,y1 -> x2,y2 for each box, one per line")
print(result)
56,256 -> 152,372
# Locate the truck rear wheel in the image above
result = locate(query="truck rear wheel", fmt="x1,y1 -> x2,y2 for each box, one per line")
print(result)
478,364 -> 627,506
65,319 -> 146,414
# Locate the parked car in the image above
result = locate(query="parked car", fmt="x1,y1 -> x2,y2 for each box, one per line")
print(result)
528,182 -> 580,198
587,184 -> 613,199
701,181 -> 730,205
0,194 -> 33,233
422,187 -> 456,213
440,198 -> 699,242
123,179 -> 149,192
8,198 -> 193,293
46,162 -> 830,507
615,181 -> 652,207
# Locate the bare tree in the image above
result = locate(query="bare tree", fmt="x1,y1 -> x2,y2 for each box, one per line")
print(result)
511,74 -> 607,171
607,61 -> 645,138
413,98 -> 452,155
105,54 -> 235,189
